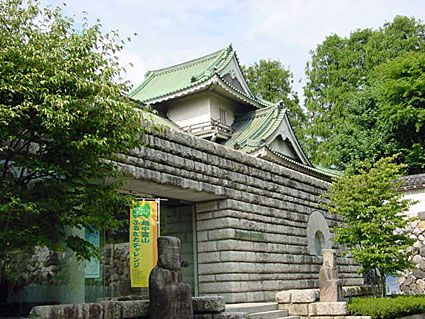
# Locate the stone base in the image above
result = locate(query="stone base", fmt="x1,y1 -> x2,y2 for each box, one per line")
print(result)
276,288 -> 373,319
309,302 -> 347,316
29,297 -> 226,319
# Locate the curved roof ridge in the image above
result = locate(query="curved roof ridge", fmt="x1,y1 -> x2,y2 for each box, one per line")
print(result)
191,45 -> 234,82
151,46 -> 231,76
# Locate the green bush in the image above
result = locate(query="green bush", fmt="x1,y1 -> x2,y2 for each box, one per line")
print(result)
348,296 -> 425,319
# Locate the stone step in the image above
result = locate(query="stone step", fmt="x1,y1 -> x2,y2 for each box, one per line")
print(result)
226,302 -> 278,314
249,309 -> 289,319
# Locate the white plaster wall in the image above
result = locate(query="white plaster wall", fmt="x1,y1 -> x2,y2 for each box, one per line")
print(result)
402,188 -> 425,217
166,94 -> 211,128
209,95 -> 238,127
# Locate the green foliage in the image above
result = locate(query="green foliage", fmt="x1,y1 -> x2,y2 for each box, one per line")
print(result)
373,51 -> 425,173
330,89 -> 397,173
304,16 -> 425,171
242,59 -> 306,138
0,0 -> 146,260
324,156 -> 415,292
349,296 -> 425,319
243,59 -> 294,103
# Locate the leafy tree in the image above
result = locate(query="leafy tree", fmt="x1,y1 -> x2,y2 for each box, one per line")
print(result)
304,16 -> 425,168
373,51 -> 425,174
242,59 -> 306,138
329,89 -> 397,173
330,51 -> 425,174
324,155 -> 416,297
243,59 -> 294,103
0,0 -> 146,261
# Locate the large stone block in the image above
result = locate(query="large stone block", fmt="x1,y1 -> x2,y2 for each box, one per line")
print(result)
208,229 -> 236,240
217,239 -> 254,251
196,201 -> 219,213
291,289 -> 319,303
276,290 -> 292,303
218,312 -> 249,319
246,291 -> 265,302
198,241 -> 217,252
200,282 -> 242,294
193,296 -> 225,314
215,273 -> 250,281
121,300 -> 150,318
101,301 -> 122,319
220,251 -> 247,262
87,303 -> 103,319
198,252 -> 221,263
279,303 -> 309,316
29,305 -> 66,319
309,302 -> 347,316
199,274 -> 216,282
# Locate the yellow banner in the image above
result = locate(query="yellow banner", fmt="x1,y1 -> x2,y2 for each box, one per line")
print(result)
130,200 -> 158,287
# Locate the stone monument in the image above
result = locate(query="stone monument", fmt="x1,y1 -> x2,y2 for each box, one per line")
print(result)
319,249 -> 342,302
149,236 -> 193,319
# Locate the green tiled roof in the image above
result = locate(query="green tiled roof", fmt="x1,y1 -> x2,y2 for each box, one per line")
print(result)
313,165 -> 342,177
129,45 -> 235,103
266,147 -> 341,179
224,104 -> 284,152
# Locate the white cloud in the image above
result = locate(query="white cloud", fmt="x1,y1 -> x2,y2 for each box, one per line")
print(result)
41,0 -> 425,97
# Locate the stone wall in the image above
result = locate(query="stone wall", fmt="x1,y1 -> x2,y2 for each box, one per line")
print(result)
116,128 -> 363,303
102,243 -> 132,297
399,214 -> 425,294
29,296 -> 232,319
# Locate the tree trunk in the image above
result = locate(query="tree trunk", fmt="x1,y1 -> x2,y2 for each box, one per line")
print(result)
380,272 -> 386,298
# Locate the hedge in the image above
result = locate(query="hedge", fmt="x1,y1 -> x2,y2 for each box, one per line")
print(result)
348,296 -> 425,319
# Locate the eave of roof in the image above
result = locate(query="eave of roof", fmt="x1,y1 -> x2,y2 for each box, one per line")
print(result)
133,73 -> 271,109
253,146 -> 340,181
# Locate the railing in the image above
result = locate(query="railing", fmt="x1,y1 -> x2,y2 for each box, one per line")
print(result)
181,119 -> 234,137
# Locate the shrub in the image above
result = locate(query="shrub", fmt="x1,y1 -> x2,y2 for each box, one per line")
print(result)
348,296 -> 425,319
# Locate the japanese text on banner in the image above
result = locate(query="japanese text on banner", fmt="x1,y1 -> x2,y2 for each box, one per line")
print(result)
130,200 -> 158,287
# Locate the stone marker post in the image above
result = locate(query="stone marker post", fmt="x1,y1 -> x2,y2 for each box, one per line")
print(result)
149,236 -> 193,319
319,249 -> 343,302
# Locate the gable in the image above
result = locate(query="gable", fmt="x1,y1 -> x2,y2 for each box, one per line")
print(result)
225,104 -> 311,167
269,135 -> 299,161
219,55 -> 254,98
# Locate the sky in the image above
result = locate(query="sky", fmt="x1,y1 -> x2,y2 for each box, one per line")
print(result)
41,0 -> 425,99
